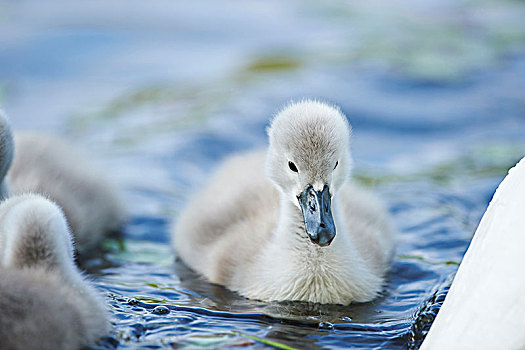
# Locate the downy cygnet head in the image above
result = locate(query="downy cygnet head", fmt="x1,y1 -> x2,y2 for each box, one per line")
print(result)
266,100 -> 352,246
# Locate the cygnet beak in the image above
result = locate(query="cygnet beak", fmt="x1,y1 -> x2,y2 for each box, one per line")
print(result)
298,184 -> 336,246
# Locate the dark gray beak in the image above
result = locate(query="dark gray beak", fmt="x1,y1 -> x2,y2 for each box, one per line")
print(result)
298,184 -> 336,246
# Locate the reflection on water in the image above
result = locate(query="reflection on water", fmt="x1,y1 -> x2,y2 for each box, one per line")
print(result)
1,0 -> 525,348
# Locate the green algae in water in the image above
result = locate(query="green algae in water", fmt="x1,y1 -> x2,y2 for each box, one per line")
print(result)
398,254 -> 460,266
182,326 -> 299,350
244,55 -> 303,73
69,83 -> 230,148
107,239 -> 174,266
354,143 -> 525,186
304,0 -> 525,81
70,54 -> 303,136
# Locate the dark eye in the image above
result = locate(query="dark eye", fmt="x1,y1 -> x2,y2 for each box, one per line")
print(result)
288,161 -> 298,173
334,161 -> 339,170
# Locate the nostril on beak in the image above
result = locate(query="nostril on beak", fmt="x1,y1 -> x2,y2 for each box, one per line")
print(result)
320,223 -> 326,228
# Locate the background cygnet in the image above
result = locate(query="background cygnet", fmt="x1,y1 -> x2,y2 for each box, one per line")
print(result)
0,194 -> 110,350
0,110 -> 125,254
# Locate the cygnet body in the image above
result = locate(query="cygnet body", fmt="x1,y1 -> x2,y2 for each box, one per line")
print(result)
0,194 -> 110,350
174,100 -> 394,305
0,111 -> 124,254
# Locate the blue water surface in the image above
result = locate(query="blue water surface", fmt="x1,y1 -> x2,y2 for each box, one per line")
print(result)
1,0 -> 525,348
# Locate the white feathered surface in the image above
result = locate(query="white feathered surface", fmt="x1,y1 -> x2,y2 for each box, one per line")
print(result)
422,156 -> 525,349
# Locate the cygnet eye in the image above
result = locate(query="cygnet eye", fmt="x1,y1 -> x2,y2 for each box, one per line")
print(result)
334,161 -> 339,170
288,161 -> 298,173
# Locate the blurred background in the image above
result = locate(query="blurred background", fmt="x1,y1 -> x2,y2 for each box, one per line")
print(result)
1,0 -> 524,349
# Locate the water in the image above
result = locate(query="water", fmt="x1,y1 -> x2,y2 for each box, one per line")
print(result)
1,0 -> 525,348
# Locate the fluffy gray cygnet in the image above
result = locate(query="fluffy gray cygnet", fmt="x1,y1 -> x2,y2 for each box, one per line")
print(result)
173,100 -> 394,305
0,110 -> 124,254
0,194 -> 110,350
